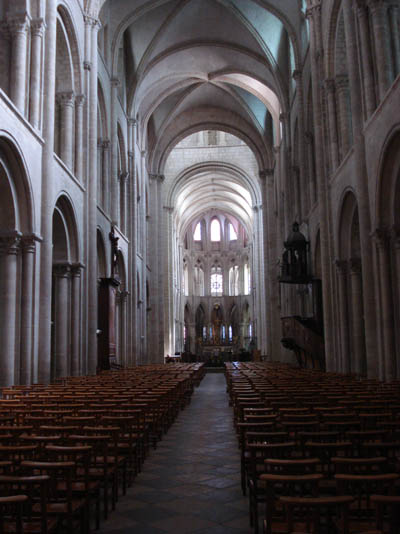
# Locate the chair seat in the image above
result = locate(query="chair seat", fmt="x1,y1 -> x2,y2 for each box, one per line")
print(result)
3,519 -> 58,534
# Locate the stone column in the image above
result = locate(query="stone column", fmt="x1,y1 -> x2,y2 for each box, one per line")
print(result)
355,1 -> 377,117
342,0 -> 379,378
119,171 -> 129,235
38,0 -> 58,384
53,264 -> 70,378
306,3 -> 336,371
335,260 -> 350,374
392,227 -> 400,323
70,263 -> 82,376
293,70 -> 308,215
324,79 -> 340,171
57,92 -> 75,170
374,229 -> 396,380
292,165 -> 301,220
110,78 -> 120,225
335,75 -> 351,159
74,95 -> 85,180
305,131 -> 317,205
101,139 -> 110,211
368,0 -> 393,100
349,258 -> 365,376
0,235 -> 21,387
87,16 -> 100,375
20,235 -> 37,385
29,18 -> 45,129
389,4 -> 400,76
9,14 -> 30,114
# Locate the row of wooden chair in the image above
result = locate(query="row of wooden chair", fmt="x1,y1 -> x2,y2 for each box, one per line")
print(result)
0,363 -> 205,533
226,362 -> 400,534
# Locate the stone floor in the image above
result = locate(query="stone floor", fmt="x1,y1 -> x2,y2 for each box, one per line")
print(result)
98,372 -> 252,533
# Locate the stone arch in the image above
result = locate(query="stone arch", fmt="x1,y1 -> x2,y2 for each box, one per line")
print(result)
336,190 -> 366,376
374,128 -> 400,380
51,194 -> 81,379
0,136 -> 35,387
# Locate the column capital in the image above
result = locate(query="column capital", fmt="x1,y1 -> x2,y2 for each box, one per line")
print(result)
21,233 -> 42,253
56,91 -> 75,107
30,18 -> 46,37
7,14 -> 30,36
259,168 -> 274,180
292,69 -> 302,82
372,227 -> 390,248
75,94 -> 85,107
119,171 -> 129,183
128,117 -> 138,127
83,60 -> 91,71
335,259 -> 348,275
53,263 -> 72,277
304,130 -> 314,144
149,173 -> 164,182
306,3 -> 322,20
279,112 -> 288,122
84,14 -> 100,28
324,78 -> 336,93
71,262 -> 85,277
349,257 -> 362,274
335,74 -> 349,91
0,232 -> 22,255
164,206 -> 174,213
141,150 -> 147,158
111,77 -> 120,88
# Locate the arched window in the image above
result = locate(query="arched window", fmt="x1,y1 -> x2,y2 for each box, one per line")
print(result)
228,325 -> 233,342
229,223 -> 238,241
244,263 -> 251,295
202,326 -> 207,340
222,325 -> 226,340
183,263 -> 189,296
229,265 -> 239,296
211,265 -> 223,296
210,219 -> 221,241
194,222 -> 201,241
194,265 -> 204,296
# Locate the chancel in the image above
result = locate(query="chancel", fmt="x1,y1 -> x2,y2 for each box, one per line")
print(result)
0,0 -> 399,532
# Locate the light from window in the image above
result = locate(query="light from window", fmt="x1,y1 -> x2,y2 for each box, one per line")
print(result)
210,219 -> 221,241
229,266 -> 239,296
194,222 -> 201,241
249,323 -> 252,337
203,326 -> 207,340
229,223 -> 238,241
222,325 -> 226,340
211,266 -> 223,296
229,325 -> 233,342
244,263 -> 251,295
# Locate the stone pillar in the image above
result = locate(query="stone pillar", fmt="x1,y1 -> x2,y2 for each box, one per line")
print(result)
305,131 -> 317,205
53,264 -> 70,378
86,15 -> 100,374
111,78 -> 120,225
324,79 -> 340,170
9,14 -> 29,114
355,1 -> 377,117
306,3 -> 336,371
0,235 -> 21,387
74,95 -> 85,180
392,227 -> 400,322
349,258 -> 365,376
57,92 -> 75,170
335,75 -> 351,158
335,260 -> 350,374
342,0 -> 379,378
20,236 -> 37,385
368,0 -> 393,100
389,5 -> 400,76
374,229 -> 396,380
292,165 -> 301,220
293,69 -> 309,215
29,18 -> 45,129
70,264 -> 82,376
119,171 -> 129,235
101,139 -> 110,211
38,0 -> 58,384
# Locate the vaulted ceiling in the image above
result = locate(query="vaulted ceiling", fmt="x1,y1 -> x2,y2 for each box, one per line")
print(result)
100,0 -> 308,170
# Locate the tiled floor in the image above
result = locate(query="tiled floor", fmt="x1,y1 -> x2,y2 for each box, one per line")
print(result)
98,371 -> 252,533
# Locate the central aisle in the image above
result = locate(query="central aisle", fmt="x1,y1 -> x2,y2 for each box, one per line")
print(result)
99,372 -> 251,533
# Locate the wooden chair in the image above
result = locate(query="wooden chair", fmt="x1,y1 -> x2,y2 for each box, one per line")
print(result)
277,495 -> 354,534
370,495 -> 400,534
0,475 -> 58,533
